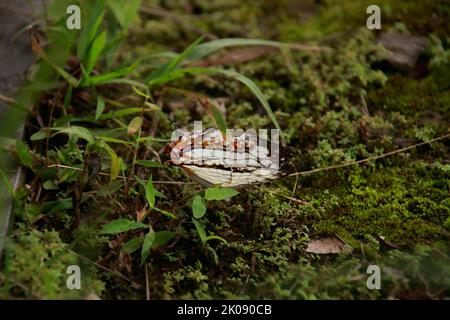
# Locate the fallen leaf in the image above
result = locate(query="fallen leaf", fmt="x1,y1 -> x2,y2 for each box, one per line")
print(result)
84,293 -> 101,300
305,237 -> 346,254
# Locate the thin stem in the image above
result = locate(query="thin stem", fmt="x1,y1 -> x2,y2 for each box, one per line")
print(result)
46,164 -> 194,185
288,133 -> 450,177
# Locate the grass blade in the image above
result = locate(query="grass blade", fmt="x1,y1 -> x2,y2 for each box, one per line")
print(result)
77,0 -> 105,61
146,175 -> 156,208
147,67 -> 284,141
86,30 -> 107,75
146,37 -> 204,83
186,38 -> 289,62
83,61 -> 140,86
95,96 -> 106,120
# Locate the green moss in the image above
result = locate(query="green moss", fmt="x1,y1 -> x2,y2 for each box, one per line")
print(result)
4,0 -> 450,300
0,226 -> 105,299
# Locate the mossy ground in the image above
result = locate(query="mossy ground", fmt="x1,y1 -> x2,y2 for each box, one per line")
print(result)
1,0 -> 449,299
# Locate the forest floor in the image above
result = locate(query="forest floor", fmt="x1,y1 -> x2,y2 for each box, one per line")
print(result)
1,0 -> 449,299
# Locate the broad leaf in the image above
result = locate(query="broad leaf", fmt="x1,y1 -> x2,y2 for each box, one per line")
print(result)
153,231 -> 176,247
30,128 -> 50,141
192,218 -> 207,244
192,195 -> 206,219
100,218 -> 147,234
127,117 -> 142,135
52,126 -> 95,143
122,237 -> 143,254
205,187 -> 239,201
97,142 -> 120,181
141,228 -> 155,264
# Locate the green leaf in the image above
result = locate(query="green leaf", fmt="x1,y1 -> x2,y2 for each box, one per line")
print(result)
205,187 -> 239,201
15,140 -> 34,169
216,69 -> 283,141
122,237 -> 143,254
0,168 -> 14,197
105,78 -> 149,90
192,218 -> 207,244
77,1 -> 105,61
86,30 -> 106,75
107,0 -> 126,26
146,67 -> 283,142
79,63 -> 91,85
145,175 -> 155,208
43,180 -> 58,190
154,207 -> 176,219
193,218 -> 227,245
210,101 -> 227,134
97,142 -> 120,180
146,37 -> 204,83
95,96 -> 106,120
52,126 -> 95,143
100,218 -> 148,234
83,61 -> 140,86
122,0 -> 142,30
205,235 -> 228,244
63,84 -> 73,111
31,36 -> 79,87
141,228 -> 155,264
192,195 -> 206,219
186,38 -> 293,62
134,176 -> 166,199
135,160 -> 163,168
108,0 -> 141,30
97,136 -> 133,145
30,128 -> 50,141
42,198 -> 72,215
90,107 -> 148,121
132,85 -> 150,99
127,116 -> 142,135
139,136 -> 171,143
153,231 -> 176,247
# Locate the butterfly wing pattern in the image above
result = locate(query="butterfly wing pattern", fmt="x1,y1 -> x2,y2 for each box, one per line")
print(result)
166,128 -> 291,187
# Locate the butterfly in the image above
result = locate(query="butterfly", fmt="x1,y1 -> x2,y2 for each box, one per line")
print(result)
165,128 -> 291,187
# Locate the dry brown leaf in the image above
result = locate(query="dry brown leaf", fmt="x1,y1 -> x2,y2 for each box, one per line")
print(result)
305,237 -> 346,254
84,293 -> 101,300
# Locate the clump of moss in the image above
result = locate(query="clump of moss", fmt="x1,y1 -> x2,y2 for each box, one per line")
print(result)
0,225 -> 104,299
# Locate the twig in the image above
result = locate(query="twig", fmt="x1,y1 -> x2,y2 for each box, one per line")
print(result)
289,174 -> 299,205
268,190 -> 309,205
288,133 -> 450,177
0,94 -> 15,105
45,164 -> 195,185
145,263 -> 151,300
